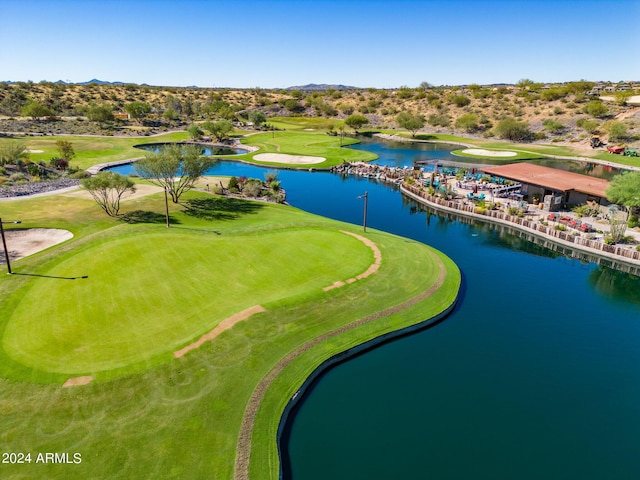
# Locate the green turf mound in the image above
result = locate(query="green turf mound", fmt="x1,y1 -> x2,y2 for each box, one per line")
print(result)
2,228 -> 372,376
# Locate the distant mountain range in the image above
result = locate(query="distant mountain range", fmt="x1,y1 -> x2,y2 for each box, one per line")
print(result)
287,83 -> 357,91
4,80 -> 360,90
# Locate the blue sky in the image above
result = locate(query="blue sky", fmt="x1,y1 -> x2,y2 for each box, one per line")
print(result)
2,0 -> 639,88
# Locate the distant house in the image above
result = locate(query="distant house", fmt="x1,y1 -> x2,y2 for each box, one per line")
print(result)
114,112 -> 130,120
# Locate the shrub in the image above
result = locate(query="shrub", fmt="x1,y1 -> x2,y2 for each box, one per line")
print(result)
451,95 -> 471,107
628,215 -> 639,228
25,162 -> 41,176
49,157 -> 69,170
572,204 -> 600,218
543,119 -> 565,133
9,172 -> 27,183
427,113 -> 450,127
604,236 -> 615,245
583,100 -> 608,118
455,113 -> 479,132
576,118 -> 599,134
540,87 -> 568,101
71,170 -> 91,179
227,176 -> 239,192
242,180 -> 262,197
554,224 -> 567,231
603,120 -> 629,142
494,117 -> 534,142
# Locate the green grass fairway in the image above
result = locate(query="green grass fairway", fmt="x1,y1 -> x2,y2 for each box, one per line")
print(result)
0,131 -> 189,170
3,228 -> 372,376
238,130 -> 377,168
451,148 -> 542,161
0,173 -> 459,480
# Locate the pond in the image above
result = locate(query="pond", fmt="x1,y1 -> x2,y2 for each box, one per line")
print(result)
133,142 -> 248,156
109,140 -> 640,479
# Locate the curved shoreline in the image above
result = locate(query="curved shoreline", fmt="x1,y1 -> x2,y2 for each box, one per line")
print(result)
235,251 -> 459,479
275,293 -> 457,480
375,133 -> 640,172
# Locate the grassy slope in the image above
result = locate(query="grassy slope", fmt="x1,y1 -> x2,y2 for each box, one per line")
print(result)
236,130 -> 377,168
3,228 -> 372,376
0,190 -> 460,479
0,131 -> 189,170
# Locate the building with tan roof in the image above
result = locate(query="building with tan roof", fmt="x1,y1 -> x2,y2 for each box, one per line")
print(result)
481,162 -> 611,208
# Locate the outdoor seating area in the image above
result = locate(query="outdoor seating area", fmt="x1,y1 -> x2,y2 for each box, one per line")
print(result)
547,213 -> 592,233
466,193 -> 485,201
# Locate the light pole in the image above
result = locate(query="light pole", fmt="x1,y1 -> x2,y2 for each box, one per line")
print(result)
164,186 -> 170,228
0,218 -> 22,274
357,191 -> 368,232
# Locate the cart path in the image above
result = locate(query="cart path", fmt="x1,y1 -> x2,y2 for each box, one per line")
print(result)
233,252 -> 448,480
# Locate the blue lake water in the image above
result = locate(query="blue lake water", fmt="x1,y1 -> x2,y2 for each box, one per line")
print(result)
133,142 -> 247,156
109,140 -> 640,479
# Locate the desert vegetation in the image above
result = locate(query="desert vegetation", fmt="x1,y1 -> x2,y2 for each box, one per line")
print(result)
0,80 -> 637,149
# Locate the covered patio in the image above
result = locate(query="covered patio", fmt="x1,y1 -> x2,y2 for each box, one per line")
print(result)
481,163 -> 611,210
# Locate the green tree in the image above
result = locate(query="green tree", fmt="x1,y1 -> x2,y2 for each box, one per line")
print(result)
283,98 -> 304,113
614,91 -> 633,106
80,171 -> 136,216
56,140 -> 75,162
163,109 -> 179,121
0,141 -> 27,165
606,171 -> 640,212
124,101 -> 152,123
21,101 -> 54,120
516,78 -> 536,89
135,144 -> 216,203
344,114 -> 368,133
396,112 -> 425,137
201,120 -> 234,142
248,110 -> 267,128
87,103 -> 115,122
187,124 -> 204,140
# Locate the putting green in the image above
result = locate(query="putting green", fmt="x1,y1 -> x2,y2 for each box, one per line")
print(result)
2,227 -> 373,375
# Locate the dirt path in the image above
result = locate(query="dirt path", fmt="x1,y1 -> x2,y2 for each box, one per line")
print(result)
233,253 -> 448,480
323,231 -> 382,291
174,306 -> 266,358
62,375 -> 93,387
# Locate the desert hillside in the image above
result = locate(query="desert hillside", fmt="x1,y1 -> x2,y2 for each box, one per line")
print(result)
0,80 -> 638,149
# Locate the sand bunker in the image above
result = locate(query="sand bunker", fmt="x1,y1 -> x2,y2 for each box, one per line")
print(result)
253,153 -> 325,164
2,228 -> 73,263
461,148 -> 517,157
63,376 -> 93,387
